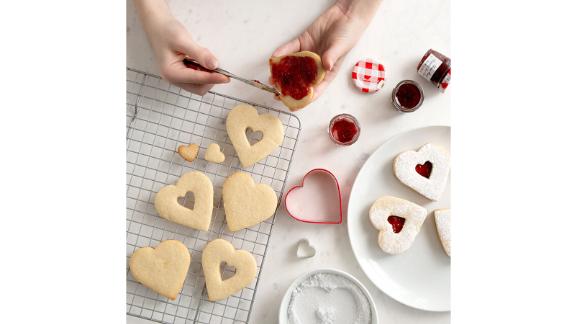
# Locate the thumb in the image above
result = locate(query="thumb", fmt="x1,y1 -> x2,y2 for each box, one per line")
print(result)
321,38 -> 353,71
178,38 -> 220,70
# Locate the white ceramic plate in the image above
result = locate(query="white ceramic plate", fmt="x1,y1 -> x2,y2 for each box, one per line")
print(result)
347,126 -> 451,312
278,269 -> 378,324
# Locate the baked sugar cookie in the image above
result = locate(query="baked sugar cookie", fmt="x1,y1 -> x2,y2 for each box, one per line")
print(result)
394,143 -> 450,201
269,51 -> 326,111
223,171 -> 277,231
434,208 -> 451,256
178,143 -> 199,162
369,196 -> 427,254
204,143 -> 225,163
202,239 -> 257,301
226,104 -> 284,168
154,171 -> 213,231
129,240 -> 191,300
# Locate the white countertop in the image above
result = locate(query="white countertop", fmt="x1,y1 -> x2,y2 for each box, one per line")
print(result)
127,0 -> 450,323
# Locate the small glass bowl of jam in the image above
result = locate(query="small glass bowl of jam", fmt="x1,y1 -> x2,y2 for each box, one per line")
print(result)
328,114 -> 360,145
391,80 -> 424,113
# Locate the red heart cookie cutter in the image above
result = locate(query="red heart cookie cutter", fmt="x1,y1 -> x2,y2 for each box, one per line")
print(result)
284,168 -> 343,224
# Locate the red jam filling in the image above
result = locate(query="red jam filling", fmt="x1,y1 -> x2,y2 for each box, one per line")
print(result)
395,83 -> 422,109
270,56 -> 318,100
415,161 -> 433,178
387,216 -> 406,233
330,118 -> 358,144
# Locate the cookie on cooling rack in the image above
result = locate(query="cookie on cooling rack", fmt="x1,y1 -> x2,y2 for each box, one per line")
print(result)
178,143 -> 199,162
369,196 -> 427,255
204,143 -> 225,163
434,208 -> 451,256
129,240 -> 191,300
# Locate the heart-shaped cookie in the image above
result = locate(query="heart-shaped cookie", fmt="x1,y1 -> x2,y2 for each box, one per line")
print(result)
284,169 -> 342,224
202,239 -> 257,301
177,143 -> 199,162
226,104 -> 284,168
129,240 -> 191,300
223,171 -> 278,231
394,143 -> 450,201
434,208 -> 451,256
154,171 -> 214,231
204,143 -> 225,163
369,196 -> 427,254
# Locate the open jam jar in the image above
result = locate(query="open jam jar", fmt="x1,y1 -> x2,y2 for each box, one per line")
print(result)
328,114 -> 360,145
417,49 -> 451,92
391,80 -> 424,112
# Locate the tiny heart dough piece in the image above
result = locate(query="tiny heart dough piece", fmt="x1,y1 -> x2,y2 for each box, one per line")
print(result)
202,239 -> 257,301
269,51 -> 326,111
369,196 -> 427,254
226,104 -> 284,168
178,143 -> 199,162
223,171 -> 278,231
154,171 -> 213,231
204,143 -> 225,163
394,143 -> 450,201
434,208 -> 451,256
129,240 -> 191,300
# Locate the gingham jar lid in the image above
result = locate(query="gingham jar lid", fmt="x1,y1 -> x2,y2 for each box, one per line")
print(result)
351,59 -> 385,93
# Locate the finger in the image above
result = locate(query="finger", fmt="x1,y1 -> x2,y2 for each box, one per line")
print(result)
313,59 -> 342,100
272,37 -> 301,57
176,37 -> 220,70
162,62 -> 230,85
321,38 -> 353,71
175,82 -> 213,96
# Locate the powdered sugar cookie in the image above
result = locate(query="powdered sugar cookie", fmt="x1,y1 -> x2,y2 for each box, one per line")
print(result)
369,196 -> 427,254
204,143 -> 225,163
394,143 -> 450,201
434,208 -> 451,256
202,239 -> 257,301
129,240 -> 191,300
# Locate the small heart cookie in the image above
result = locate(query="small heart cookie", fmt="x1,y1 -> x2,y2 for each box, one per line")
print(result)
394,143 -> 450,201
226,104 -> 284,168
369,196 -> 427,254
178,143 -> 199,162
434,208 -> 451,256
202,239 -> 257,301
204,143 -> 225,163
129,240 -> 191,300
154,171 -> 213,231
223,171 -> 278,231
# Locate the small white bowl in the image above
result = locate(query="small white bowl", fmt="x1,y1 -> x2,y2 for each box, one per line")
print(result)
278,268 -> 378,324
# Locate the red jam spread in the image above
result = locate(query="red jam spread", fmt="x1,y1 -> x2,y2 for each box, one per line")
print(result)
395,83 -> 422,110
415,161 -> 433,178
387,216 -> 406,233
330,117 -> 358,144
270,56 -> 317,100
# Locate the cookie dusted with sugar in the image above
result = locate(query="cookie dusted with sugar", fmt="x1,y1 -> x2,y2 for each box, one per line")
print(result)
434,208 -> 451,256
369,196 -> 427,254
394,143 -> 450,201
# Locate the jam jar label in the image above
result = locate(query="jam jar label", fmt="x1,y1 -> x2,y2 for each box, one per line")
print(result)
417,53 -> 443,81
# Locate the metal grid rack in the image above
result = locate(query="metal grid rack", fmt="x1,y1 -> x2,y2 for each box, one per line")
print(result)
126,68 -> 301,324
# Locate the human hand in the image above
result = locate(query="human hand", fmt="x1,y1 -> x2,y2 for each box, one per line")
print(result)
135,0 -> 229,95
272,0 -> 381,100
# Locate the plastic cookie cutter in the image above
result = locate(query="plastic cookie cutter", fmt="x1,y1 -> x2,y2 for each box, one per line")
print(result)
284,168 -> 343,224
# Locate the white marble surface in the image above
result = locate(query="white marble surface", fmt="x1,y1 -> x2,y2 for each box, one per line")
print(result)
127,0 -> 450,323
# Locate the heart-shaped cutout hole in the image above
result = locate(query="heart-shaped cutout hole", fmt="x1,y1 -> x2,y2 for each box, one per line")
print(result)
415,161 -> 433,178
387,215 -> 406,233
245,128 -> 263,146
296,239 -> 316,258
219,262 -> 237,280
177,191 -> 195,210
284,169 -> 342,224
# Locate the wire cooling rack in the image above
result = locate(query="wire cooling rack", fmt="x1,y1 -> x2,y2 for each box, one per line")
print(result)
126,68 -> 301,324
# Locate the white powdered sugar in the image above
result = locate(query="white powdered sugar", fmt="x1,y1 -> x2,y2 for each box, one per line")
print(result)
369,196 -> 427,254
287,272 -> 371,324
434,208 -> 451,256
394,143 -> 450,201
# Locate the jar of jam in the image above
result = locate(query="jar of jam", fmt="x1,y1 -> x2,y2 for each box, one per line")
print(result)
391,80 -> 424,112
417,49 -> 451,92
328,114 -> 360,145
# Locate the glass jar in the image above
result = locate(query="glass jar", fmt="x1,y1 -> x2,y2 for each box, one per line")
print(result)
417,49 -> 451,92
391,80 -> 424,112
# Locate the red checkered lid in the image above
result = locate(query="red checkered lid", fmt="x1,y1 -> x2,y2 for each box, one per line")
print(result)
351,59 -> 385,93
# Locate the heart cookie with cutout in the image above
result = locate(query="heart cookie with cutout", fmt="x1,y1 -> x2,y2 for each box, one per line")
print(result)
369,196 -> 427,254
154,171 -> 213,231
226,104 -> 284,168
129,240 -> 191,300
434,208 -> 451,256
394,143 -> 450,201
202,239 -> 257,301
223,171 -> 278,231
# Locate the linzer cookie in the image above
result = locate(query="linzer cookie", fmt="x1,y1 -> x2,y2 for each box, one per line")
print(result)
434,208 -> 451,256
